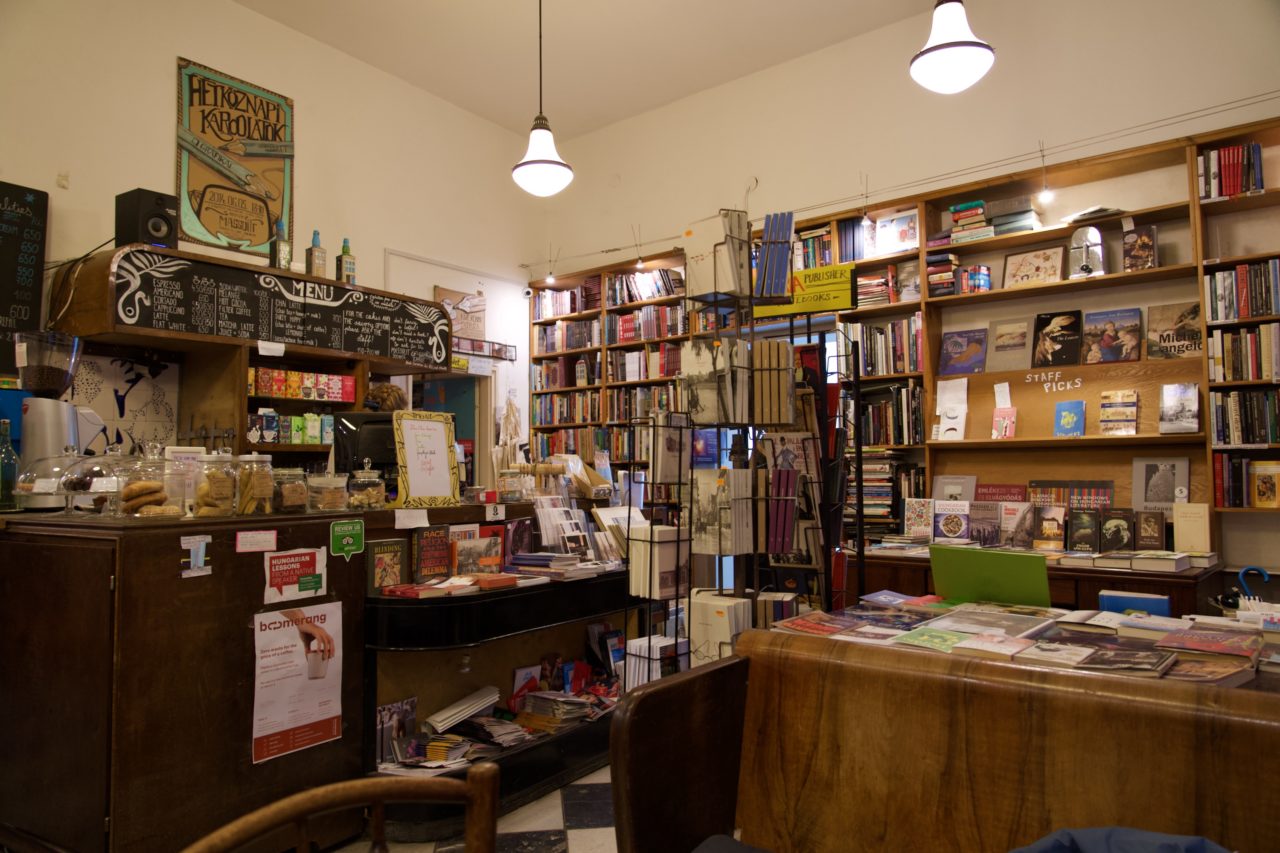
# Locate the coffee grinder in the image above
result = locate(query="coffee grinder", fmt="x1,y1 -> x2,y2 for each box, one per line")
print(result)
15,331 -> 102,508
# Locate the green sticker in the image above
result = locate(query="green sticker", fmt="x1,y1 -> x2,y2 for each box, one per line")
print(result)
297,573 -> 323,592
330,518 -> 365,560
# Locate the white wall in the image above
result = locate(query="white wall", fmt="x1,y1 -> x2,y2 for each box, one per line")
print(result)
535,0 -> 1280,268
0,0 -> 534,290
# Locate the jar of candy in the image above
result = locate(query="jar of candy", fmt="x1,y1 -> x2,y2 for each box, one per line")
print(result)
237,453 -> 274,515
194,454 -> 237,517
347,459 -> 385,510
307,472 -> 349,512
271,467 -> 308,514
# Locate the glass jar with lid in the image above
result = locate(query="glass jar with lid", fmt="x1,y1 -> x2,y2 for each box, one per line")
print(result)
59,446 -> 125,515
237,453 -> 274,515
347,458 -> 385,510
119,441 -> 184,518
307,472 -> 349,512
16,446 -> 81,511
271,467 -> 308,515
194,453 -> 238,517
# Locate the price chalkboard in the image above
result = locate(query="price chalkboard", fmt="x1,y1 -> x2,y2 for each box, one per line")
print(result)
110,247 -> 451,369
0,182 -> 48,375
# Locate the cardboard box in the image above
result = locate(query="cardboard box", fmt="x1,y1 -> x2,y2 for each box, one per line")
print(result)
285,371 -> 302,398
555,454 -> 613,499
303,412 -> 322,445
257,367 -> 276,397
290,416 -> 306,444
278,414 -> 293,444
321,414 -> 334,446
261,411 -> 279,444
271,370 -> 287,398
301,372 -> 316,400
314,373 -> 329,401
340,375 -> 355,403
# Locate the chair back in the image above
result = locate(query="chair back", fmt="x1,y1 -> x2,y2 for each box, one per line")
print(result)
181,762 -> 499,853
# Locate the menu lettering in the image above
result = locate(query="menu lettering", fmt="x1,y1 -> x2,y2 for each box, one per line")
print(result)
110,247 -> 450,368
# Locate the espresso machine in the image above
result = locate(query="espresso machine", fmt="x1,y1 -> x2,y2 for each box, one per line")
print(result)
15,331 -> 105,509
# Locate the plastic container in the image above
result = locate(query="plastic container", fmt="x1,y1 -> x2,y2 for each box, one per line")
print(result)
307,472 -> 348,512
16,447 -> 80,510
271,467 -> 309,515
59,446 -> 124,515
347,459 -> 385,510
194,453 -> 238,517
237,453 -> 274,515
497,469 -> 527,503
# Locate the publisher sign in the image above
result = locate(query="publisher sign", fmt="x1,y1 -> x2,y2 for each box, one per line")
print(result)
753,261 -> 854,319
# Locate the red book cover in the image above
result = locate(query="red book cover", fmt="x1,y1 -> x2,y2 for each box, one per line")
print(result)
412,525 -> 452,583
1214,452 -> 1225,508
1155,627 -> 1264,661
1237,264 -> 1251,317
974,483 -> 1028,502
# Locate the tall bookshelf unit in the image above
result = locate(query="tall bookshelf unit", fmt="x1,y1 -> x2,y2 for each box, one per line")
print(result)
743,116 -> 1280,560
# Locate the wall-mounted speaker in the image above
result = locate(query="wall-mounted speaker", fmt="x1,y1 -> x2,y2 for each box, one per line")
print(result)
115,188 -> 178,249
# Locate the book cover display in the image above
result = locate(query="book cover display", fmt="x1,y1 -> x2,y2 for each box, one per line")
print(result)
1082,308 -> 1141,363
1122,225 -> 1158,272
999,501 -> 1035,549
933,500 -> 971,543
1032,311 -> 1083,367
368,539 -> 408,593
1067,510 -> 1100,552
412,525 -> 451,583
1159,383 -> 1200,434
937,329 -> 988,375
985,320 -> 1031,372
1032,505 -> 1067,550
1132,457 -> 1189,513
1099,390 -> 1138,436
1054,400 -> 1086,437
1146,302 -> 1203,359
1100,510 -> 1135,552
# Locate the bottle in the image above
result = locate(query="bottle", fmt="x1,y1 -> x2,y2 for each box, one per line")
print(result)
335,237 -> 357,285
305,229 -> 327,278
269,220 -> 292,270
0,419 -> 17,511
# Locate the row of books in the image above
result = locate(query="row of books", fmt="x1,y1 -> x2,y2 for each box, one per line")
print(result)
842,312 -> 923,377
1203,258 -> 1280,322
1207,323 -> 1280,383
774,599 -> 1273,686
1209,387 -> 1279,446
753,211 -> 795,300
627,525 -> 689,599
604,268 -> 684,306
1198,141 -> 1265,201
605,383 -> 682,423
605,302 -> 688,344
533,353 -> 598,391
533,318 -> 601,355
850,263 -> 922,307
530,389 -> 600,427
605,344 -> 682,383
1213,452 -> 1280,509
531,426 -> 607,461
794,224 -> 832,270
372,520 -> 533,595
690,468 -> 754,556
532,276 -> 602,321
688,306 -> 738,336
857,380 -> 924,446
684,337 -> 751,424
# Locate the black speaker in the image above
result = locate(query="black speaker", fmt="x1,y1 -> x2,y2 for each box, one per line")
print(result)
115,188 -> 178,249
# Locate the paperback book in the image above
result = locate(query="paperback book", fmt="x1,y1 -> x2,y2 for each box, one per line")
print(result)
412,525 -> 452,583
1053,400 -> 1086,437
1098,389 -> 1138,436
991,407 -> 1017,439
891,626 -> 969,653
998,501 -> 1035,549
1076,648 -> 1178,677
1013,640 -> 1097,668
1032,505 -> 1067,551
985,320 -> 1031,372
968,501 -> 1001,546
1032,311 -> 1083,367
932,500 -> 971,544
1121,224 -> 1158,272
1134,511 -> 1167,550
1146,301 -> 1203,359
1067,509 -> 1100,553
1099,510 -> 1135,552
937,329 -> 988,375
1082,308 -> 1141,363
1158,383 -> 1200,434
368,539 -> 409,593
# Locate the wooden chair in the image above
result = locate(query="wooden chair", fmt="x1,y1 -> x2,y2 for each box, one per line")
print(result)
180,762 -> 499,853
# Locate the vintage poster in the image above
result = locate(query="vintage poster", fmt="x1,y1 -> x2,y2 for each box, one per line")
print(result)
177,57 -> 293,256
252,602 -> 342,763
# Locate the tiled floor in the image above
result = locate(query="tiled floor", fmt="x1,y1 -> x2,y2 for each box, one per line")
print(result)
334,764 -> 616,853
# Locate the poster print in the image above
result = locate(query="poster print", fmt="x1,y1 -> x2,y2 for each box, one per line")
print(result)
177,58 -> 293,256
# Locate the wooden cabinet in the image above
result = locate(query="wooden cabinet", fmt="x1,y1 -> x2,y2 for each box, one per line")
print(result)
0,513 -> 367,852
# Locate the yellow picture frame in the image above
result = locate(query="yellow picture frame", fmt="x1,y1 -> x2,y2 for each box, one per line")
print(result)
392,410 -> 460,508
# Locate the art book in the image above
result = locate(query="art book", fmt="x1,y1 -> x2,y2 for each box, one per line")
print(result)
1252,461 -> 1280,509
1032,505 -> 1067,550
1099,510 -> 1135,552
932,499 -> 971,543
984,319 -> 1031,372
452,536 -> 503,574
1098,389 -> 1138,436
1032,310 -> 1082,367
412,525 -> 451,583
1067,509 -> 1100,553
1132,457 -> 1189,513
1154,627 -> 1265,663
937,329 -> 988,375
1122,224 -> 1158,272
904,497 -> 934,539
1158,383 -> 1199,434
368,538 -> 409,593
1082,308 -> 1141,363
991,407 -> 1017,439
1146,301 -> 1203,359
1053,400 -> 1086,437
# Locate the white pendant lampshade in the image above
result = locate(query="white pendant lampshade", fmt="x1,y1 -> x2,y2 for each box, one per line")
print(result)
513,114 -> 574,197
909,0 -> 995,95
512,0 -> 573,197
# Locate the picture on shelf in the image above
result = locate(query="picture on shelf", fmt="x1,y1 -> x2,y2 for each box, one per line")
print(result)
875,209 -> 919,255
1031,311 -> 1083,367
937,329 -> 988,375
1122,225 -> 1159,272
1003,246 -> 1065,289
1131,457 -> 1190,513
1082,308 -> 1142,363
985,320 -> 1031,372
1158,383 -> 1200,434
1146,302 -> 1203,359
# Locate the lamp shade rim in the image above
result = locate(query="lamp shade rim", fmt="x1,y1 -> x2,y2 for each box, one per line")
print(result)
910,39 -> 994,65
512,159 -> 574,174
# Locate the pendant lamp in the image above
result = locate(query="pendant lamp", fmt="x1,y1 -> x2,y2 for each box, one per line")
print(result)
512,0 -> 573,197
909,0 -> 995,95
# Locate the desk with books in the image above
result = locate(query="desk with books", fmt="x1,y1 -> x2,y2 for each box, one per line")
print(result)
859,551 -> 1223,617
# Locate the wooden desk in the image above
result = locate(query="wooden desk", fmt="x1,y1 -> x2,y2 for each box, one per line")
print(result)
859,552 -> 1222,616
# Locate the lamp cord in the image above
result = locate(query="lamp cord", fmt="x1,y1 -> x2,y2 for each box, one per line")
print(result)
538,0 -> 543,115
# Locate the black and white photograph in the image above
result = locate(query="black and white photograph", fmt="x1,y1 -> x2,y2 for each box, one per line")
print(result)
1132,457 -> 1190,513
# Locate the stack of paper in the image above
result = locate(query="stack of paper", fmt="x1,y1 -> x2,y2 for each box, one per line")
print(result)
453,715 -> 536,748
690,590 -> 752,667
623,636 -> 690,691
425,686 -> 500,734
628,525 -> 691,599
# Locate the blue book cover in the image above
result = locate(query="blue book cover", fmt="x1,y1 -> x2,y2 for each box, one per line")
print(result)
937,329 -> 988,375
1083,307 -> 1142,363
1054,400 -> 1086,437
1099,591 -> 1172,617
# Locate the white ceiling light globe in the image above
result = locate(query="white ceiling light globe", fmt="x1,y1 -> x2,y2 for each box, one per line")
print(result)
909,1 -> 995,95
513,116 -> 574,197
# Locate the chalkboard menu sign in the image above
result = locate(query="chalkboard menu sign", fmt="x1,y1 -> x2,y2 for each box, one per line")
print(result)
0,182 -> 48,375
110,248 -> 450,369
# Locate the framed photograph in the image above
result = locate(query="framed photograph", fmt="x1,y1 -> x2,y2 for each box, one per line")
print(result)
1002,246 -> 1065,289
1131,457 -> 1190,514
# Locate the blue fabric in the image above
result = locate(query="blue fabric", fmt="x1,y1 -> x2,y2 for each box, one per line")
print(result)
1011,826 -> 1231,853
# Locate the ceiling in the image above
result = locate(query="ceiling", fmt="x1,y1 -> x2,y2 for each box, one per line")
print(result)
233,0 -> 933,139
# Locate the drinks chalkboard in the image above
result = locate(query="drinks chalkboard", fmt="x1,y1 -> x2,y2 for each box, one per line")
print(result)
110,247 -> 451,369
0,182 -> 49,375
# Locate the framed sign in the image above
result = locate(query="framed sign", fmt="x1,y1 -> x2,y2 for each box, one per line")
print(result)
1002,246 -> 1065,288
177,58 -> 293,257
393,411 -> 460,507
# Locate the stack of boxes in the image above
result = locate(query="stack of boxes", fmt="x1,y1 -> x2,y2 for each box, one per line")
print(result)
246,366 -> 356,447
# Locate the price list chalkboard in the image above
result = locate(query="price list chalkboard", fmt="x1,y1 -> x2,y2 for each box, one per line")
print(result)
110,248 -> 450,369
0,182 -> 49,375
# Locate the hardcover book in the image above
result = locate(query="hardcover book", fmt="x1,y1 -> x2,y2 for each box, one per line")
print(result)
1082,308 -> 1141,363
412,525 -> 452,583
1251,462 -> 1280,509
1076,648 -> 1177,677
1146,301 -> 1203,359
991,407 -> 1017,439
932,474 -> 977,502
985,320 -> 1032,372
1132,457 -> 1189,513
368,538 -> 409,593
1032,311 -> 1083,367
998,501 -> 1035,549
975,483 -> 1027,502
968,501 -> 1001,546
891,626 -> 969,653
1099,510 -> 1135,552
932,500 -> 971,543
923,608 -> 1054,639
951,633 -> 1035,660
1122,224 -> 1158,272
451,536 -> 503,574
1098,389 -> 1138,436
1032,505 -> 1067,551
1154,627 -> 1265,663
937,329 -> 988,375
903,497 -> 934,539
1053,400 -> 1086,437
1013,640 -> 1097,668
1164,657 -> 1255,688
1134,511 -> 1167,550
1158,383 -> 1200,434
1067,509 -> 1101,553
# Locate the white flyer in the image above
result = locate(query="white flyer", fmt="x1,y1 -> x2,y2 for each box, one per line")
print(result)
252,601 -> 343,763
